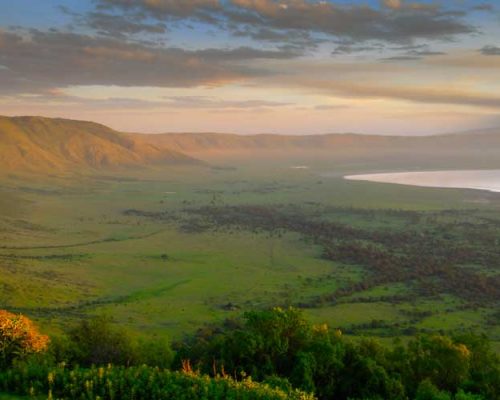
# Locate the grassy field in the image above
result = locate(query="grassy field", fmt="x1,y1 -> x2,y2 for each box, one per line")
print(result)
0,161 -> 499,350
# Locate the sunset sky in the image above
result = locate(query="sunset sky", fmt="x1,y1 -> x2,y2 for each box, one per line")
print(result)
1,0 -> 499,135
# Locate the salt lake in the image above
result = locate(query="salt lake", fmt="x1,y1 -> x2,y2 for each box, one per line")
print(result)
344,170 -> 500,193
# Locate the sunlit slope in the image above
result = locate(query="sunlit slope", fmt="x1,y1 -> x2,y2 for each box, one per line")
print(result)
0,116 -> 198,174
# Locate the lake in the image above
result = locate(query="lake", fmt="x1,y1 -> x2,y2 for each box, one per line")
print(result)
344,170 -> 500,193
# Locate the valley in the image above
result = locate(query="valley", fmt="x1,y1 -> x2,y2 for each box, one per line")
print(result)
1,140 -> 499,350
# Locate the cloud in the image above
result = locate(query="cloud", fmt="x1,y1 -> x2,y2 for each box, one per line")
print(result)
314,104 -> 350,110
408,49 -> 445,56
85,12 -> 168,37
233,27 -> 323,51
1,0 -> 496,125
162,95 -> 291,108
94,0 -> 475,45
480,45 -> 500,56
59,5 -> 168,39
98,0 -> 221,18
289,79 -> 500,109
472,4 -> 495,12
0,29 -> 298,95
6,92 -> 291,110
14,93 -> 172,109
194,46 -> 299,60
382,0 -> 402,9
381,55 -> 421,61
332,44 -> 383,55
425,51 -> 500,69
382,46 -> 446,61
229,0 -> 472,42
381,0 -> 438,12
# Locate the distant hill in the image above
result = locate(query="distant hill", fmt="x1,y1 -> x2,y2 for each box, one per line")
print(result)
141,129 -> 500,153
0,116 -> 199,174
1,115 -> 499,175
138,128 -> 500,169
141,131 -> 397,152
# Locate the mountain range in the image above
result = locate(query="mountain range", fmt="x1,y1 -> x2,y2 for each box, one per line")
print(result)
1,115 -> 499,175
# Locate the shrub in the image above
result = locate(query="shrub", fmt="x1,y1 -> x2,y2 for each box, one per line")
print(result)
51,316 -> 173,369
0,362 -> 315,400
63,315 -> 136,366
134,336 -> 174,368
0,310 -> 49,369
415,379 -> 451,400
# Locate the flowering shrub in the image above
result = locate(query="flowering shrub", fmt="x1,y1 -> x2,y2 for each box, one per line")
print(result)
0,310 -> 49,368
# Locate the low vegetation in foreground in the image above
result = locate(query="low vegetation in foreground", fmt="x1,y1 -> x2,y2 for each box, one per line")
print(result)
1,308 -> 499,400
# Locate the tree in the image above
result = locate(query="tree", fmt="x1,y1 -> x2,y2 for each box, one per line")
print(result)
65,315 -> 135,366
135,336 -> 173,368
415,379 -> 451,400
0,310 -> 49,368
405,335 -> 471,394
453,333 -> 500,399
454,389 -> 485,400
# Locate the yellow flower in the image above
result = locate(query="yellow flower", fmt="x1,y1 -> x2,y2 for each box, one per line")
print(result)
48,371 -> 55,385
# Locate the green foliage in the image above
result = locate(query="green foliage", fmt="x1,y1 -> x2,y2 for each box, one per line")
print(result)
176,308 -> 404,399
415,380 -> 451,400
176,308 -> 499,400
414,382 -> 485,400
0,363 -> 314,400
0,394 -> 27,400
454,389 -> 485,400
453,333 -> 500,400
400,335 -> 471,395
0,309 -> 499,400
60,316 -> 136,366
134,336 -> 174,369
50,316 -> 174,369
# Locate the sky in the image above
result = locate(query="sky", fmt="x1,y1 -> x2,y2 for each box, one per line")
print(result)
0,0 -> 499,135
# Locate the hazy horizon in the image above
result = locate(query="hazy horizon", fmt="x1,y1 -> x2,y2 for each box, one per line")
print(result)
3,113 -> 500,137
1,0 -> 500,135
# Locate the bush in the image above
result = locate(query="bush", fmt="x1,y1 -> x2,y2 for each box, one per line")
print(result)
454,389 -> 485,400
404,335 -> 471,394
50,316 -> 173,369
0,310 -> 49,369
63,315 -> 135,366
134,336 -> 174,368
0,362 -> 315,400
415,380 -> 451,400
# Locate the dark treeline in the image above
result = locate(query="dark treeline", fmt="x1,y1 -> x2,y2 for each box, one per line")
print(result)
2,308 -> 499,400
186,205 -> 500,307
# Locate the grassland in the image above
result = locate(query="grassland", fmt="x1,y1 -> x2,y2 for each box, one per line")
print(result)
0,160 -> 499,350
